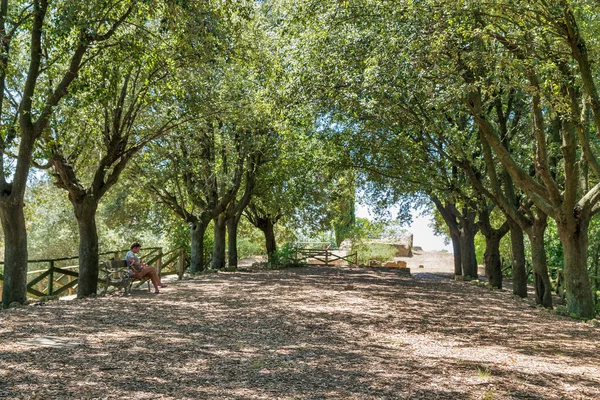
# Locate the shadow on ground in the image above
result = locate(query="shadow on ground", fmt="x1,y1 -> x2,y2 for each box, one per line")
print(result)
0,264 -> 598,399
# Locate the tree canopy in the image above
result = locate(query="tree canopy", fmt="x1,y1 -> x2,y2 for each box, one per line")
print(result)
1,0 -> 600,319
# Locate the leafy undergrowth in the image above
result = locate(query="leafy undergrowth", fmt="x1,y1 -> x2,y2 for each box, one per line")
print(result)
0,262 -> 598,399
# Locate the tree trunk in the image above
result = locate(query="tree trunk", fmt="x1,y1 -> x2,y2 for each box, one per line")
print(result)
450,231 -> 462,277
459,231 -> 477,280
459,211 -> 478,280
478,208 -> 508,289
530,216 -> 552,308
211,214 -> 227,270
557,218 -> 595,319
190,221 -> 208,273
227,216 -> 239,268
431,197 -> 462,278
257,218 -> 277,259
594,245 -> 600,305
483,233 -> 503,289
509,222 -> 528,298
0,202 -> 28,305
264,223 -> 276,257
74,199 -> 100,298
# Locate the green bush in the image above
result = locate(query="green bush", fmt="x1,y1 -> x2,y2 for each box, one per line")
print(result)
237,237 -> 265,259
554,305 -> 569,316
353,243 -> 397,265
268,242 -> 302,267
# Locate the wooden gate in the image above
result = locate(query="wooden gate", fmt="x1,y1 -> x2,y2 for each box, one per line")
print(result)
293,242 -> 358,266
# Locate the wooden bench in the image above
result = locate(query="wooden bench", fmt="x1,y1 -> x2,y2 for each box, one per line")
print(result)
101,260 -> 151,296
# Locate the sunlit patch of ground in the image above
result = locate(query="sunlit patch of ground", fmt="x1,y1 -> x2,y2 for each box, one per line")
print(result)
0,256 -> 598,399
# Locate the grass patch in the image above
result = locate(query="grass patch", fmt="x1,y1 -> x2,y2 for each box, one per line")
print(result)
354,243 -> 397,265
387,338 -> 406,346
481,389 -> 496,400
477,366 -> 492,379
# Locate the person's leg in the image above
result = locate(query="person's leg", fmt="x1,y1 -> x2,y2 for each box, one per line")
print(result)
129,270 -> 141,280
147,267 -> 161,291
146,267 -> 166,288
139,267 -> 161,292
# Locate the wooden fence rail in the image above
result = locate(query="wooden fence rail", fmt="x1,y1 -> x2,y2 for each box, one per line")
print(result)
292,243 -> 358,266
0,246 -> 187,299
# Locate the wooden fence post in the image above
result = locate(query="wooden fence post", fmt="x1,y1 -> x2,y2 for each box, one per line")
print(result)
157,248 -> 163,278
68,273 -> 74,295
48,260 -> 54,296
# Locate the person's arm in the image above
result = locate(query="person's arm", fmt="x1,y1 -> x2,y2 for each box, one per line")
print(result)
128,256 -> 144,271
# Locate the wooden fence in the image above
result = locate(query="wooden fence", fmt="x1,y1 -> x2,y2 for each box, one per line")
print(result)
292,242 -> 358,266
0,246 -> 187,299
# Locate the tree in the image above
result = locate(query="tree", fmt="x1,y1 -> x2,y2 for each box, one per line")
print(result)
244,129 -> 337,259
43,24 -> 182,297
268,0 -> 486,278
1,0 -> 136,305
456,2 -> 599,317
272,0 -> 577,309
330,170 -> 357,247
225,158 -> 257,268
146,121 -> 245,272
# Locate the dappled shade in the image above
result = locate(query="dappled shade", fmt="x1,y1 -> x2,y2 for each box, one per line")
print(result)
0,265 -> 598,399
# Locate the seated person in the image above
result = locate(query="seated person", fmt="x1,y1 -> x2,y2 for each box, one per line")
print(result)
125,242 -> 167,294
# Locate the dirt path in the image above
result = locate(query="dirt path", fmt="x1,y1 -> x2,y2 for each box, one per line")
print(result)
0,253 -> 598,399
398,250 -> 456,275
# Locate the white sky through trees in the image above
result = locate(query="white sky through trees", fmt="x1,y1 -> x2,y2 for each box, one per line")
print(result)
355,204 -> 452,252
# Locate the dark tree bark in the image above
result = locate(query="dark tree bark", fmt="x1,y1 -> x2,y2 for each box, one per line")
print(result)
73,199 -> 99,297
450,230 -> 462,277
556,210 -> 595,318
0,202 -> 28,305
465,103 -> 555,305
479,207 -> 509,289
432,197 -> 462,277
49,75 -> 149,297
211,214 -> 227,269
509,221 -> 528,297
260,218 -> 277,257
245,202 -> 281,260
530,213 -> 552,307
250,215 -> 277,258
227,216 -> 239,268
225,165 -> 256,268
500,148 -> 528,298
459,208 -> 479,280
467,62 -> 596,318
0,1 -> 51,305
154,129 -> 245,274
483,235 -> 502,288
190,216 -> 210,273
0,2 -> 136,303
459,232 -> 477,279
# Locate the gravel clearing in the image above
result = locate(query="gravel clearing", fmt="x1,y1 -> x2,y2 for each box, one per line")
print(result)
0,252 -> 598,399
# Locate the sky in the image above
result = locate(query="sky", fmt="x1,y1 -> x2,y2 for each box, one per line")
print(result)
355,203 -> 453,252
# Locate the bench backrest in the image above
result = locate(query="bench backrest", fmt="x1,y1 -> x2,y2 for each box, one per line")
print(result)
109,259 -> 128,269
